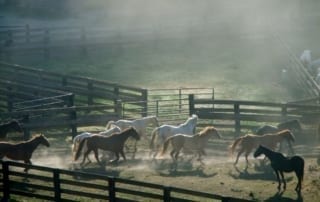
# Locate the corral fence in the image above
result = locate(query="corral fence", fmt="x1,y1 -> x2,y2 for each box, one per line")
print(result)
189,94 -> 320,136
0,160 -> 252,202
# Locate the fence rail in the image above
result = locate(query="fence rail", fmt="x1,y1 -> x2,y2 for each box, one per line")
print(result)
189,94 -> 320,136
0,160 -> 252,202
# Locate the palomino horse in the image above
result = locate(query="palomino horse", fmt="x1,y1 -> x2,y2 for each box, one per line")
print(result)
106,116 -> 159,137
160,126 -> 221,163
254,145 -> 304,193
74,127 -> 140,166
0,119 -> 23,139
72,126 -> 121,162
255,119 -> 302,135
230,129 -> 295,170
149,114 -> 198,158
0,134 -> 50,172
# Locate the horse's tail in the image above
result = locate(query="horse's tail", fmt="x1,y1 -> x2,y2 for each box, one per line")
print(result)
149,127 -> 159,150
229,136 -> 243,156
160,136 -> 173,156
106,120 -> 115,130
74,137 -> 88,161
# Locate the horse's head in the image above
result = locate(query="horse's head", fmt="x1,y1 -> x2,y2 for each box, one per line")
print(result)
37,134 -> 50,147
128,127 -> 140,141
10,120 -> 23,132
253,145 -> 264,158
200,126 -> 221,139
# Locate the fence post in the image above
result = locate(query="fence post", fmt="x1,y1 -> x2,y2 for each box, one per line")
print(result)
189,94 -> 195,115
179,88 -> 182,113
2,161 -> 10,201
108,177 -> 116,202
234,103 -> 241,137
53,169 -> 61,201
70,106 -> 77,139
142,89 -> 148,117
163,186 -> 171,202
116,100 -> 123,118
281,104 -> 287,121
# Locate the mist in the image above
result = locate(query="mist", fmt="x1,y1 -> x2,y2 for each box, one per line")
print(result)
2,0 -> 320,100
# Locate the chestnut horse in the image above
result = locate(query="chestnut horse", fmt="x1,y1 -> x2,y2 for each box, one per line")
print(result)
74,127 -> 140,166
0,134 -> 50,172
230,129 -> 295,169
160,126 -> 221,163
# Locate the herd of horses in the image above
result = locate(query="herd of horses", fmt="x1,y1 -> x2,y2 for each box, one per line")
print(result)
0,115 -> 307,193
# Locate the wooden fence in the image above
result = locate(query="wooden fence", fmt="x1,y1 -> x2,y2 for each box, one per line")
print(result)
0,161 -> 252,202
189,94 -> 320,136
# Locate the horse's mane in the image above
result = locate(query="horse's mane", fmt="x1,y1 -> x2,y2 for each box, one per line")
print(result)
198,126 -> 215,137
277,129 -> 295,141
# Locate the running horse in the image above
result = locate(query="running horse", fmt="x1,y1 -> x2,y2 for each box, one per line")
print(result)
254,145 -> 304,193
255,119 -> 302,135
74,127 -> 140,166
0,134 -> 50,172
72,126 -> 121,163
149,114 -> 198,158
0,119 -> 23,139
160,126 -> 221,163
106,116 -> 159,137
230,129 -> 295,170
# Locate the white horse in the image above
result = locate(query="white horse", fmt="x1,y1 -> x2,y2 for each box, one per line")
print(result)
106,116 -> 159,137
72,126 -> 121,163
300,50 -> 320,75
149,114 -> 198,158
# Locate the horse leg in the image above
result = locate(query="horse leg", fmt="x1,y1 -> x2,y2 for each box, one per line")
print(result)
81,149 -> 91,166
295,170 -> 302,193
274,170 -> 282,191
93,149 -> 102,166
234,148 -> 244,166
279,171 -> 286,190
110,153 -> 120,163
24,159 -> 32,173
120,150 -> 127,161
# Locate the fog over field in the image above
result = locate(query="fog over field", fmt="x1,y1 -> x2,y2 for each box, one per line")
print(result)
2,0 -> 320,101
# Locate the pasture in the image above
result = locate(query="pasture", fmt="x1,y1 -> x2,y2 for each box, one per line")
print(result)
2,0 -> 320,201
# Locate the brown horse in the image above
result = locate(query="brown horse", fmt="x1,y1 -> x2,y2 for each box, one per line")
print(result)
230,129 -> 295,169
0,134 -> 50,172
0,119 -> 23,139
160,126 -> 221,163
74,127 -> 140,166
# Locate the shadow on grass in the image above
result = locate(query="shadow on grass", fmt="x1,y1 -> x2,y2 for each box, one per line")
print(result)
153,159 -> 217,178
265,191 -> 303,202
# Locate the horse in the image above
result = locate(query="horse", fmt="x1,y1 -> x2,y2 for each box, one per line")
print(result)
149,114 -> 198,158
0,134 -> 50,172
106,116 -> 159,137
254,145 -> 304,193
256,119 -> 302,135
230,129 -> 295,170
72,126 -> 121,162
160,126 -> 221,163
0,119 -> 23,139
74,127 -> 140,166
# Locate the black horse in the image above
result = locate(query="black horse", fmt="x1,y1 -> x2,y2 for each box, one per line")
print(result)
254,145 -> 304,193
0,119 -> 23,139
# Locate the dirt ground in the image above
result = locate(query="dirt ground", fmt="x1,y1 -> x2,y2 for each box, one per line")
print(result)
27,131 -> 320,202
